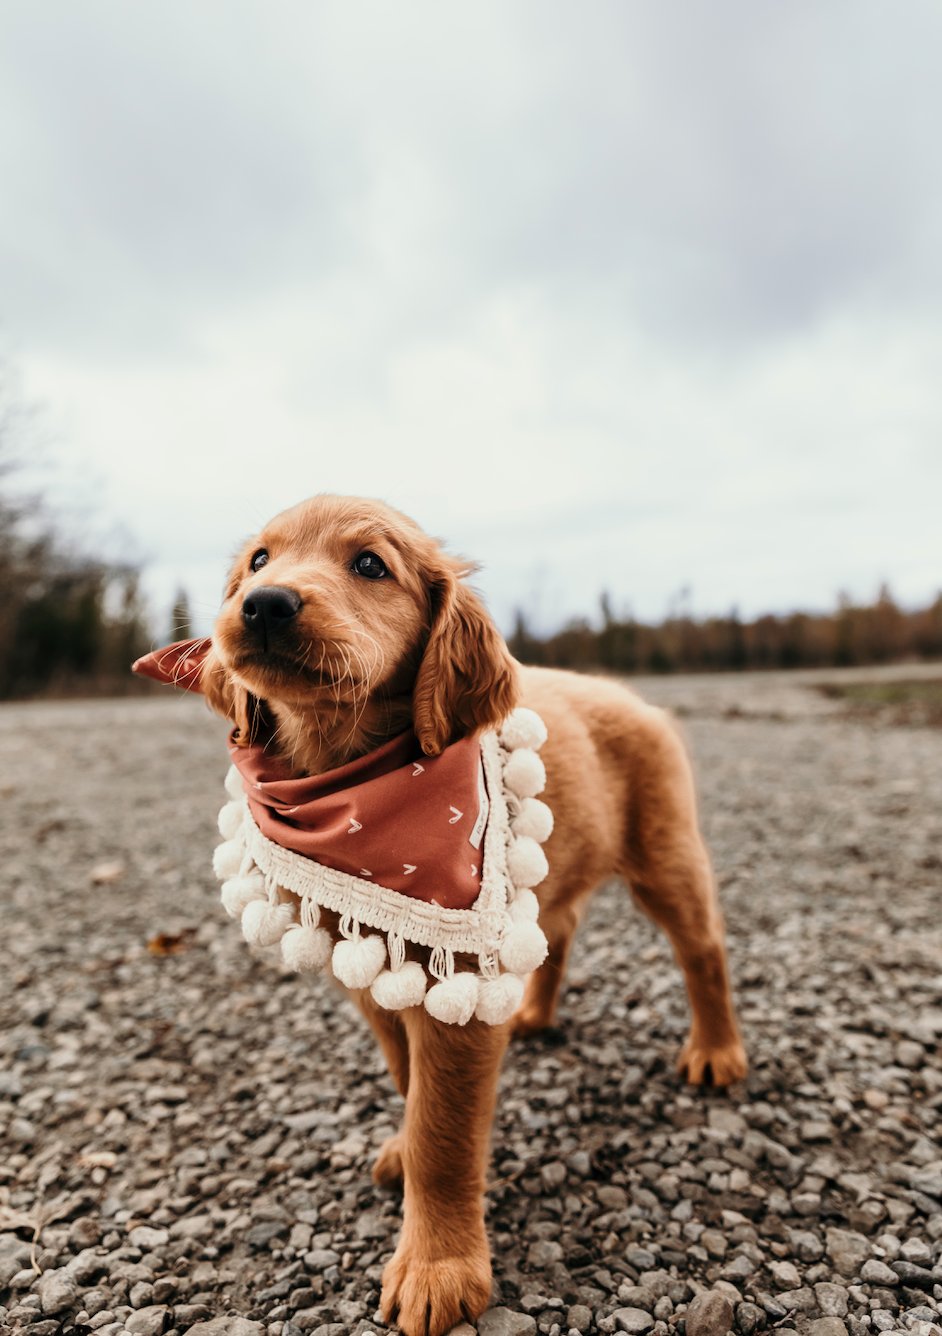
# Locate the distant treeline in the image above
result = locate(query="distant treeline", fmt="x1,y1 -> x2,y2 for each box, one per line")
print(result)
0,479 -> 152,701
508,587 -> 942,675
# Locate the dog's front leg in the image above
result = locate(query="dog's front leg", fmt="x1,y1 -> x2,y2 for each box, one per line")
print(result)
380,1009 -> 506,1336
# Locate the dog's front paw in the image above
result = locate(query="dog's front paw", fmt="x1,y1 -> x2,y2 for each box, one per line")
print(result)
372,1133 -> 404,1189
381,1237 -> 492,1336
677,1033 -> 748,1086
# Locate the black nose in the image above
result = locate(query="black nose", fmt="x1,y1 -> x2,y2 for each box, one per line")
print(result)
242,585 -> 301,637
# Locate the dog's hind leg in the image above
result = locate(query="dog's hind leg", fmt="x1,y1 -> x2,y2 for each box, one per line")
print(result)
620,717 -> 746,1086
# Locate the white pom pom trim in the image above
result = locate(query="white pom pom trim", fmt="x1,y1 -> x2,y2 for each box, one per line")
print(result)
506,835 -> 549,889
511,797 -> 554,844
213,839 -> 244,882
241,899 -> 296,946
499,920 -> 548,975
224,765 -> 243,800
332,934 -> 387,990
281,924 -> 333,973
221,872 -> 266,918
502,749 -> 546,799
509,887 -> 540,924
476,973 -> 525,1025
424,973 -> 479,1025
218,801 -> 243,840
371,960 -> 428,1011
500,707 -> 548,752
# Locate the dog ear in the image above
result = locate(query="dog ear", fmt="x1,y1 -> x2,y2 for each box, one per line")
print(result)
201,645 -> 263,747
412,564 -> 519,757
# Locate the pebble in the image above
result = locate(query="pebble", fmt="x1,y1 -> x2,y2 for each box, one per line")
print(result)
613,1309 -> 656,1334
827,1229 -> 873,1278
477,1311 -> 538,1336
808,1321 -> 849,1336
186,1321 -> 266,1336
861,1260 -> 900,1286
124,1306 -> 169,1335
685,1290 -> 735,1336
36,1267 -> 78,1315
814,1283 -> 849,1317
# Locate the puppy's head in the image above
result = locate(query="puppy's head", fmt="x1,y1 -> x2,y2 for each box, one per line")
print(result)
207,494 -> 517,756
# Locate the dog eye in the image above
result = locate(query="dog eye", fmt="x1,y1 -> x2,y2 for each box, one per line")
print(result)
352,551 -> 387,580
250,549 -> 269,573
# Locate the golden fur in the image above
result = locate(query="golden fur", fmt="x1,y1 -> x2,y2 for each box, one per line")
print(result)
204,494 -> 746,1336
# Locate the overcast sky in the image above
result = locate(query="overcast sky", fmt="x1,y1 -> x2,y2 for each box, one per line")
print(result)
2,1 -> 940,637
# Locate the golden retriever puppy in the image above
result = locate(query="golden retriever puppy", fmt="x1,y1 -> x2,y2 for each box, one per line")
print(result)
187,494 -> 746,1336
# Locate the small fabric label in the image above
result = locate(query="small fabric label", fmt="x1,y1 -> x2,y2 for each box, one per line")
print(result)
469,758 -> 489,850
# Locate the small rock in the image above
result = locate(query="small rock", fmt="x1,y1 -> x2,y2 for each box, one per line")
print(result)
186,1320 -> 266,1336
735,1302 -> 765,1334
685,1290 -> 735,1336
527,1240 -> 564,1268
701,1230 -> 728,1260
90,860 -> 125,884
127,1226 -> 170,1250
618,1287 -> 657,1312
776,1289 -> 816,1314
567,1304 -> 593,1333
807,1322 -> 848,1336
124,1306 -> 169,1336
860,1260 -> 899,1286
891,1260 -> 935,1290
826,1228 -> 872,1278
477,1310 -> 538,1336
0,1234 -> 32,1288
613,1309 -> 655,1335
37,1268 -> 78,1316
770,1262 -> 802,1290
541,1162 -> 567,1191
814,1283 -> 848,1317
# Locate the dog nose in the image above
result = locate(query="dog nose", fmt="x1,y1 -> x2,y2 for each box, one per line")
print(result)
242,585 -> 301,636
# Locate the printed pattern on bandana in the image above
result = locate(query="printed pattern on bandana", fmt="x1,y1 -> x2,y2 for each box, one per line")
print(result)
230,731 -> 485,909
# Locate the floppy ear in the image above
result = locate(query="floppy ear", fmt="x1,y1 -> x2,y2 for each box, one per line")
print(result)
412,565 -> 519,757
201,645 -> 263,747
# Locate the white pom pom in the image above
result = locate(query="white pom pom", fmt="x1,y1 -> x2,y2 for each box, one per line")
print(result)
499,920 -> 548,975
424,973 -> 479,1025
241,899 -> 296,946
506,835 -> 549,889
502,749 -> 546,799
220,872 -> 266,918
509,887 -> 540,924
218,800 -> 243,840
370,961 -> 428,1011
500,707 -> 547,752
511,797 -> 554,844
476,973 -> 526,1025
213,839 -> 243,882
281,924 -> 333,973
332,933 -> 387,990
224,765 -> 243,799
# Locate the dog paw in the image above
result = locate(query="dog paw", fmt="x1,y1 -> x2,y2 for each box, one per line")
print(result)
381,1241 -> 492,1336
511,1004 -> 560,1040
677,1034 -> 748,1086
372,1133 -> 404,1189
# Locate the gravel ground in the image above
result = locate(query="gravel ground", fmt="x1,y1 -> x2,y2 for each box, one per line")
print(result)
1,669 -> 941,1336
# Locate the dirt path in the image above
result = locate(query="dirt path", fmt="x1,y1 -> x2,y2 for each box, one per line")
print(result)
1,673 -> 940,1336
